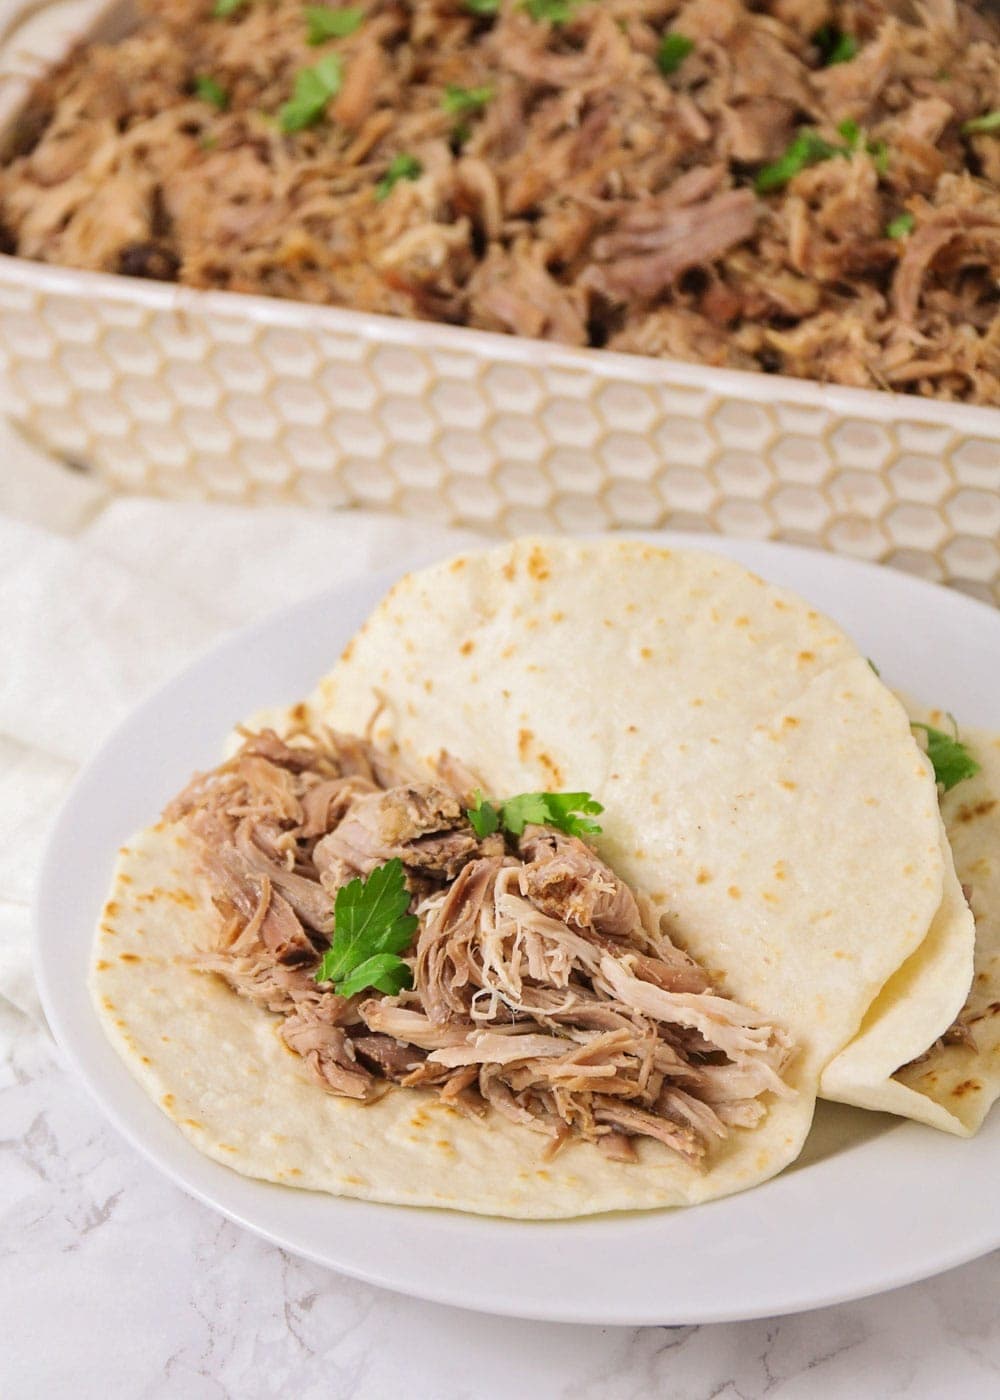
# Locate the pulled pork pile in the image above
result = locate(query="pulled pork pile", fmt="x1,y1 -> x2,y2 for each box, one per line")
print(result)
167,725 -> 793,1164
1,0 -> 998,402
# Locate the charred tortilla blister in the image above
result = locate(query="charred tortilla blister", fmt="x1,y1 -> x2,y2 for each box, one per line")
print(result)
168,724 -> 794,1165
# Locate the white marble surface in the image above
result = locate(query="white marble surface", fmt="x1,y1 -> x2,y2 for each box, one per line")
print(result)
2,438 -> 999,1400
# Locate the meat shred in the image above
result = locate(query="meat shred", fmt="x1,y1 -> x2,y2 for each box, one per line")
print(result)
1,0 -> 998,401
169,723 -> 793,1165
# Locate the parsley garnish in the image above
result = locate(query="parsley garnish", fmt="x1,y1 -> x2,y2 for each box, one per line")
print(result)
962,111 -> 1000,136
467,789 -> 604,839
755,123 -> 887,192
376,153 -> 423,200
441,83 -> 493,116
279,54 -> 343,132
911,720 -> 981,793
657,32 -> 694,75
305,5 -> 363,44
814,25 -> 858,66
213,0 -> 247,16
522,0 -> 580,19
314,858 -> 416,998
886,212 -> 915,239
194,75 -> 229,110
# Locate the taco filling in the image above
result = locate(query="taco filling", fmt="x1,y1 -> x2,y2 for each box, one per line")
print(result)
167,724 -> 794,1166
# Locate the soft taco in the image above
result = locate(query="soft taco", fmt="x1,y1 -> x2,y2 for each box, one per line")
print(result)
90,538 -> 977,1217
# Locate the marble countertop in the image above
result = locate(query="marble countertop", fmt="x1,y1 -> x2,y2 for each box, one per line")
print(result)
4,999 -> 999,1400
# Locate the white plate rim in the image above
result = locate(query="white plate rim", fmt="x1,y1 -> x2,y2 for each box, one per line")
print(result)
32,533 -> 1000,1326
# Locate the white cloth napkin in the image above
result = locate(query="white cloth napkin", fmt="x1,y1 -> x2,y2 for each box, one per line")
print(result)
0,418 -> 479,1035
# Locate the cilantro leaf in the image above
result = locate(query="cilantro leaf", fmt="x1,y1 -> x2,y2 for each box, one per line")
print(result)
467,789 -> 500,838
814,25 -> 858,66
466,0 -> 500,12
441,83 -> 493,116
522,0 -> 580,20
305,5 -> 364,44
194,74 -> 229,110
499,791 -> 604,838
755,129 -> 842,192
314,858 -> 417,995
886,211 -> 915,239
280,54 -> 343,132
657,32 -> 694,75
376,152 -> 423,200
335,953 -> 413,1000
962,111 -> 1000,136
213,0 -> 247,16
911,721 -> 981,793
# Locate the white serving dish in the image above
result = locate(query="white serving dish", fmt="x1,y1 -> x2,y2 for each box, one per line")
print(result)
1,0 -> 998,602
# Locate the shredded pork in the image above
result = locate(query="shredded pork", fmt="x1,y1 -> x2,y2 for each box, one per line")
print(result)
167,724 -> 793,1165
0,0 -> 998,401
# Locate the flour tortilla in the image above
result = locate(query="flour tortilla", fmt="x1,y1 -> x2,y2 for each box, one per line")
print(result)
828,718 -> 1000,1135
90,538 -> 960,1216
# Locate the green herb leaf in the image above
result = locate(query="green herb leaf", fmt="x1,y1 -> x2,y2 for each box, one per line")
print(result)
467,789 -> 501,838
334,952 -> 414,1000
522,0 -> 580,20
441,83 -> 494,116
375,152 -> 423,200
313,858 -> 417,995
886,211 -> 915,239
962,110 -> 1000,136
911,722 -> 981,793
213,0 -> 247,16
466,0 -> 500,12
305,4 -> 364,44
867,138 -> 889,174
867,657 -> 881,676
499,791 -> 604,839
814,25 -> 858,66
755,129 -> 842,192
280,54 -> 343,132
837,118 -> 860,147
657,32 -> 694,76
194,74 -> 229,110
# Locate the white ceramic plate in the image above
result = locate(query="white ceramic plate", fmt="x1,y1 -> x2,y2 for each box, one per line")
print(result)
34,535 -> 1000,1326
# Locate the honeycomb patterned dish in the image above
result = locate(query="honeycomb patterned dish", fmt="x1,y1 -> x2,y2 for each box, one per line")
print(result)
1,1 -> 998,604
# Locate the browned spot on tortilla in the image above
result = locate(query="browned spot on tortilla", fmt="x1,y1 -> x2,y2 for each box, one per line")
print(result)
102,997 -> 115,1011
639,646 -> 653,659
119,845 -> 132,856
696,869 -> 712,884
162,1094 -> 175,1109
535,1169 -> 551,1180
735,615 -> 750,627
551,610 -> 565,623
779,779 -> 797,791
288,1167 -> 302,1176
833,950 -> 849,960
807,609 -> 819,620
956,799 -> 997,825
115,1019 -> 126,1028
118,874 -> 132,886
783,716 -> 800,729
450,557 -> 466,572
96,960 -> 110,971
728,885 -> 741,899
798,651 -> 815,663
459,639 -> 474,656
167,889 -> 196,909
423,679 -> 433,694
340,638 -> 356,663
500,643 -> 516,660
140,1056 -> 151,1066
952,1079 -> 981,1098
538,752 -> 564,786
603,619 -> 613,628
526,546 -> 550,581
436,1139 -> 457,1154
410,1111 -> 430,1129
289,701 -> 308,723
762,891 -> 779,906
690,697 -> 704,707
342,1174 -> 364,1185
502,561 -> 516,581
105,901 -> 120,918
518,728 -> 533,760
626,724 -> 638,733
120,953 -> 141,963
161,1035 -> 171,1043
